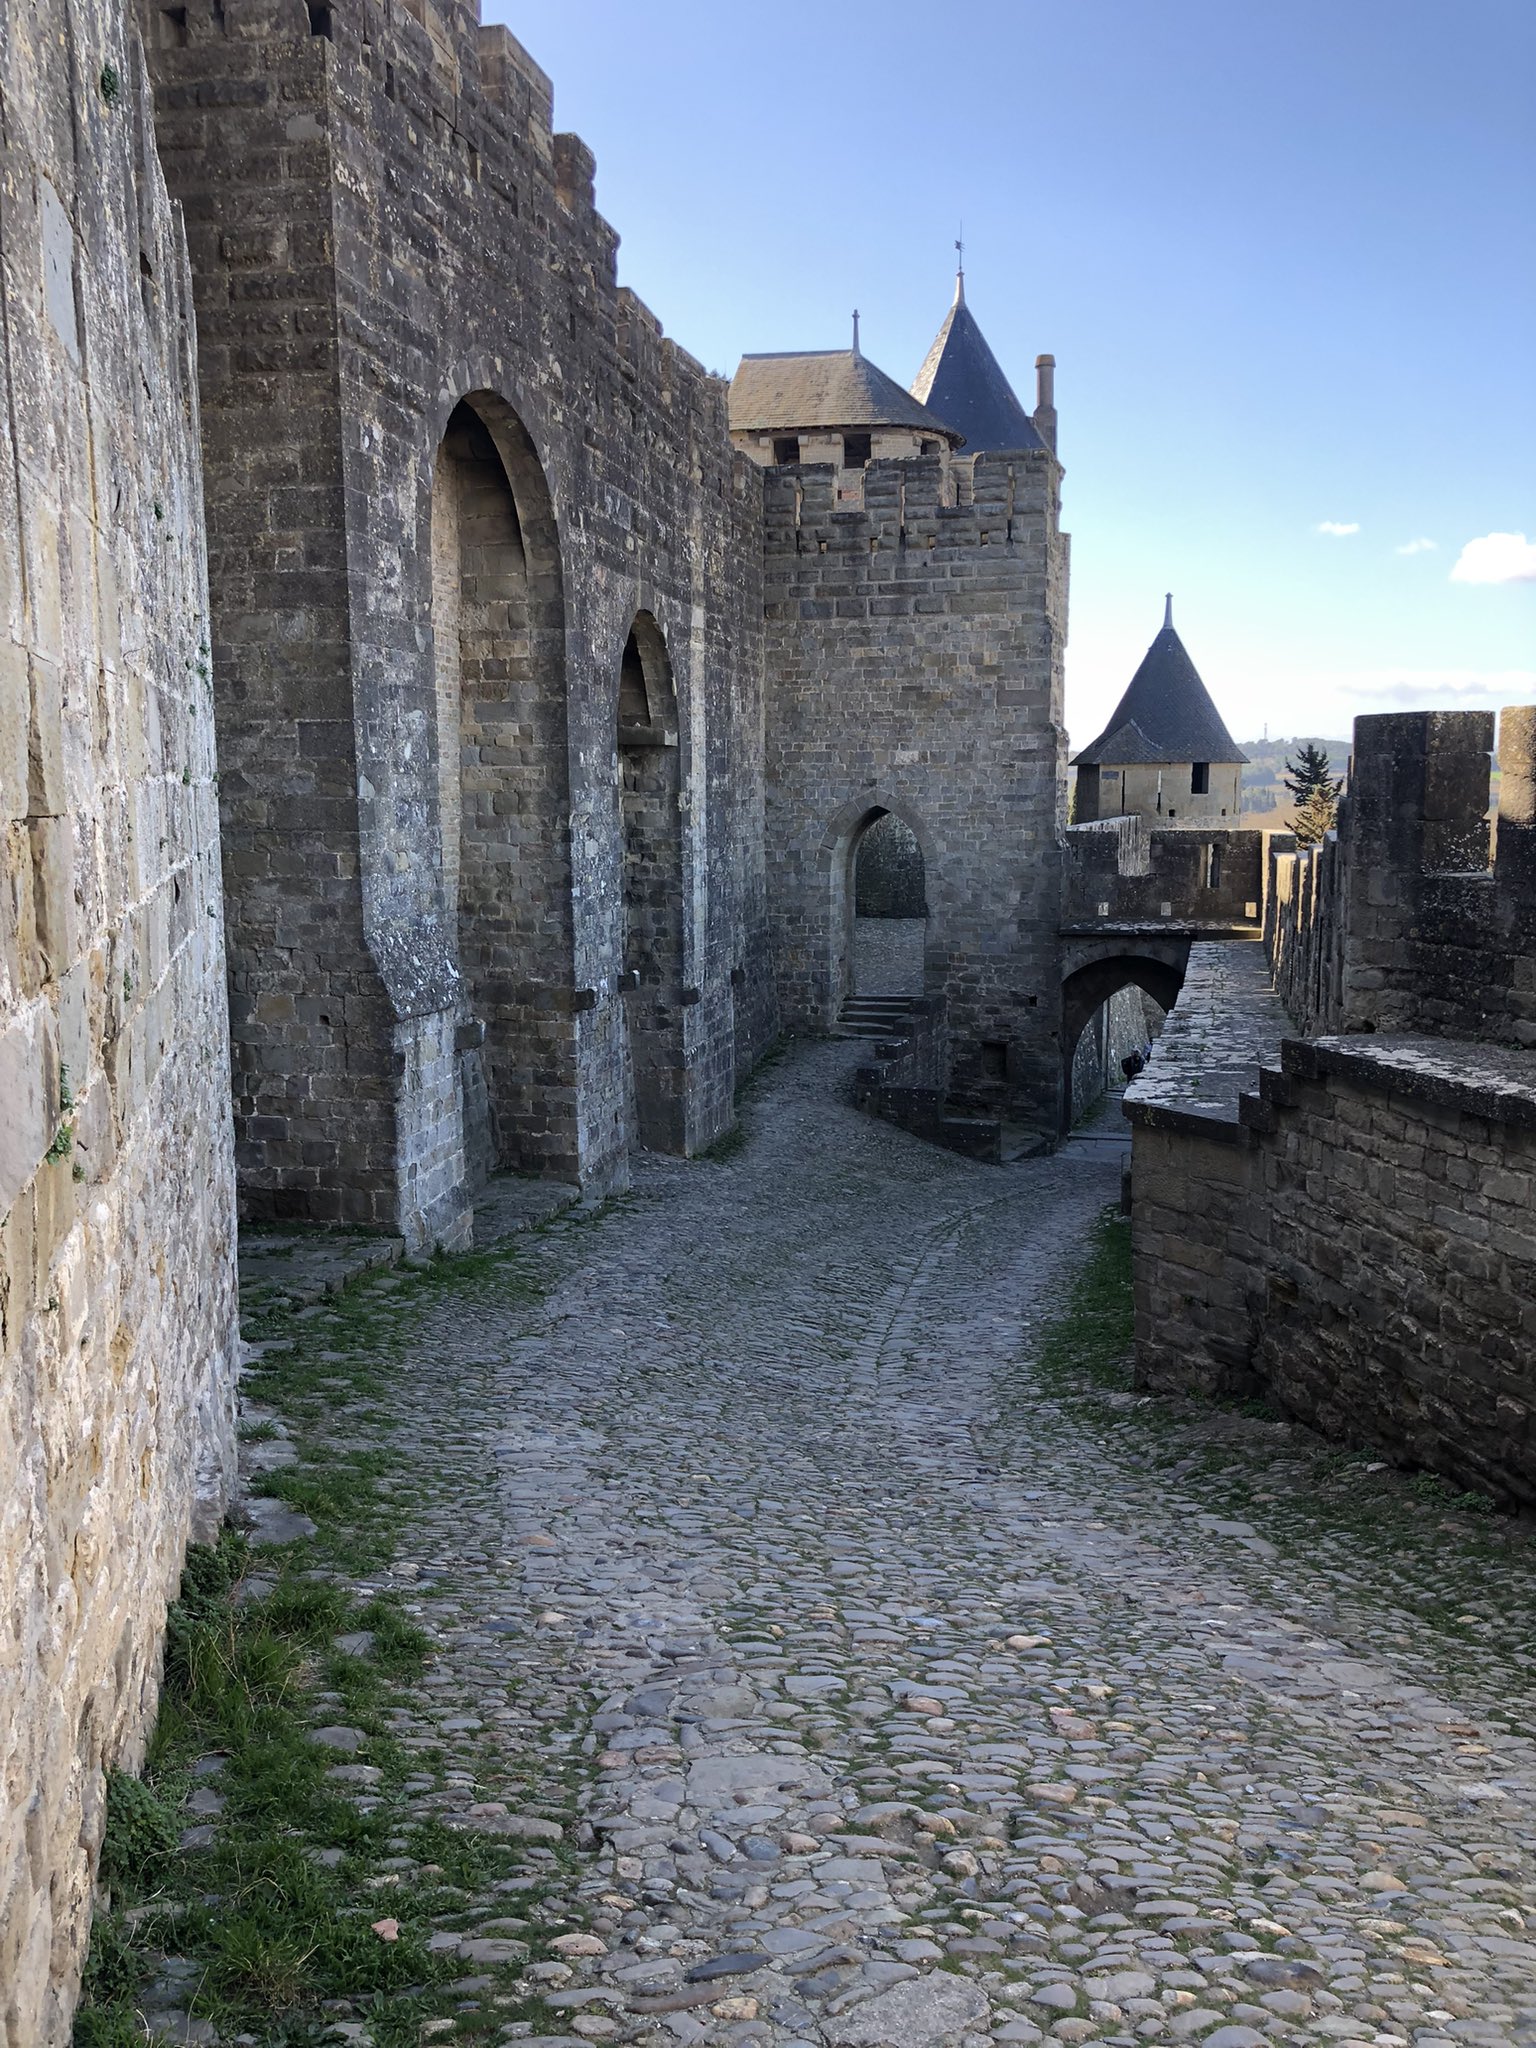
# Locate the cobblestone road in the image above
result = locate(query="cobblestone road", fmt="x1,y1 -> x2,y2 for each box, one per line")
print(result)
307,1042 -> 1536,2048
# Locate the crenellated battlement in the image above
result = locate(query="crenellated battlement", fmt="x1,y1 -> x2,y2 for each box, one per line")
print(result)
1267,706 -> 1536,1046
763,448 -> 1060,560
137,0 -> 709,385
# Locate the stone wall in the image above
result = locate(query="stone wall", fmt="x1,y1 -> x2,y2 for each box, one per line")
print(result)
1124,943 -> 1291,1398
1132,1028 -> 1536,1508
1061,817 -> 1264,930
763,451 -> 1068,1122
140,0 -> 775,1248
1254,1038 -> 1536,1509
0,5 -> 238,2036
1128,764 -> 1536,1510
1268,707 -> 1536,1045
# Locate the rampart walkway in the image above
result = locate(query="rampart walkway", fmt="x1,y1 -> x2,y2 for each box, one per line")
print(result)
235,1042 -> 1535,2046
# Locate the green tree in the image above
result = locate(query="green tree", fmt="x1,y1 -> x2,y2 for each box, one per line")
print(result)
1283,742 -> 1343,846
1291,785 -> 1338,846
1283,740 -> 1343,806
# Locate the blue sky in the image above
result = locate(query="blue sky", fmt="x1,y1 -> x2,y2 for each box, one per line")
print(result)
487,0 -> 1535,750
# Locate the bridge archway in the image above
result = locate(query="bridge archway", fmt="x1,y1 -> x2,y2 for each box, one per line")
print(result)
1060,949 -> 1186,1133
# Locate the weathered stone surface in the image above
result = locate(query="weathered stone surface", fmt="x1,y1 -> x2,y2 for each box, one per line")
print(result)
822,1972 -> 989,2043
762,450 -> 1068,1124
0,4 -> 238,2037
1125,711 -> 1536,1506
140,4 -> 776,1247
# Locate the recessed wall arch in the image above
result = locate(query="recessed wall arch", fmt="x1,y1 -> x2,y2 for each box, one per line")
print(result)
616,610 -> 686,1151
429,386 -> 576,1180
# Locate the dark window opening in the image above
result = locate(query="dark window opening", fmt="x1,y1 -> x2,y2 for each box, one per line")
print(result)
1206,843 -> 1223,889
157,4 -> 189,45
308,3 -> 334,35
1191,760 -> 1210,794
979,1040 -> 1008,1080
772,436 -> 799,466
384,59 -> 397,98
842,432 -> 871,469
920,437 -> 939,455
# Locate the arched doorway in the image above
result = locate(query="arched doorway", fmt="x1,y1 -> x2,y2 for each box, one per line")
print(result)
851,809 -> 927,997
1059,954 -> 1184,1133
617,613 -> 685,1152
431,395 -> 573,1181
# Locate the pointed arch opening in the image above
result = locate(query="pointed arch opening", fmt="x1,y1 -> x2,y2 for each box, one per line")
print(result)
850,807 -> 927,998
431,394 -> 574,1181
617,612 -> 685,1152
1060,954 -> 1182,1132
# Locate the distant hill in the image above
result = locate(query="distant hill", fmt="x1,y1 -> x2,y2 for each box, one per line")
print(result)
1235,737 -> 1351,822
1236,734 -> 1500,823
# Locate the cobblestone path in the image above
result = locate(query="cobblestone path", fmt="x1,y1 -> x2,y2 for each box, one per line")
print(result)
293,1043 -> 1536,2048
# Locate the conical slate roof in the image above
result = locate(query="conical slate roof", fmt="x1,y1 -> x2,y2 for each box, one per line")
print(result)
1073,602 -> 1249,767
910,277 -> 1045,454
729,348 -> 962,442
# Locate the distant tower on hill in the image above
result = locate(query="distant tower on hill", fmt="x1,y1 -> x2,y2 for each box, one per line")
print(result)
1072,598 -> 1248,824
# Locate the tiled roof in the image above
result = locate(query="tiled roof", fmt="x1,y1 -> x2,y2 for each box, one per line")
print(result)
910,280 -> 1045,454
728,348 -> 961,441
1073,606 -> 1249,767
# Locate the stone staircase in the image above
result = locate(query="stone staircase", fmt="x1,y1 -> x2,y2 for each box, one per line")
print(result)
835,994 -> 919,1041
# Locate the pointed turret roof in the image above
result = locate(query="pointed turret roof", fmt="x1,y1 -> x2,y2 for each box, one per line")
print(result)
729,347 -> 962,442
910,271 -> 1045,454
1072,600 -> 1249,767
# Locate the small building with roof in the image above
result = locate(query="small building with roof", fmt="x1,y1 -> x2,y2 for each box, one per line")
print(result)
1072,600 -> 1248,825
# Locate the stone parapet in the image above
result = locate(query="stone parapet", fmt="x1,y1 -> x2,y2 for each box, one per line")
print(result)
1267,707 -> 1536,1047
1127,944 -> 1536,1506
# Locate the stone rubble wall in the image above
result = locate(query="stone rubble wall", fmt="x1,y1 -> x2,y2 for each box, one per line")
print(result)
139,0 -> 775,1246
1131,1032 -> 1536,1506
0,5 -> 239,2037
763,452 -> 1068,1123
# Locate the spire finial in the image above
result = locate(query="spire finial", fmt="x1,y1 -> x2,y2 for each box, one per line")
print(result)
954,227 -> 965,303
852,308 -> 860,356
1163,592 -> 1173,631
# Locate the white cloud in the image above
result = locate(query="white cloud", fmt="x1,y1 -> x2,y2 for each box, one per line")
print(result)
1395,537 -> 1437,555
1315,520 -> 1360,537
1344,668 -> 1536,709
1450,531 -> 1536,585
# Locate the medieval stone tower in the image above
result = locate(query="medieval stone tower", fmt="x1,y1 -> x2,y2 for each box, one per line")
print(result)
731,271 -> 1070,1120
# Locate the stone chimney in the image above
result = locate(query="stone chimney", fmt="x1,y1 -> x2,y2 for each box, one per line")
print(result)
1034,353 -> 1057,454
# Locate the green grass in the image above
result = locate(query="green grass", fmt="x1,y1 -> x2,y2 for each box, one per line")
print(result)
1032,1205 -> 1133,1393
72,1236 -> 585,2045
